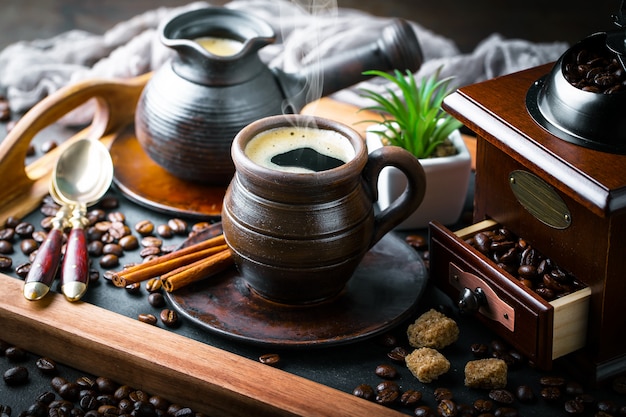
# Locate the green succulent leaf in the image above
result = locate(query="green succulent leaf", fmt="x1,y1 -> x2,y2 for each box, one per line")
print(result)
360,66 -> 463,159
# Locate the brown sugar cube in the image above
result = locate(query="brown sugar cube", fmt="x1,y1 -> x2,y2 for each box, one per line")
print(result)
464,358 -> 508,389
407,309 -> 459,349
405,347 -> 450,383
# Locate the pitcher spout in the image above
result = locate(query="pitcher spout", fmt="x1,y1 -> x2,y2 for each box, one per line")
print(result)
162,7 -> 276,85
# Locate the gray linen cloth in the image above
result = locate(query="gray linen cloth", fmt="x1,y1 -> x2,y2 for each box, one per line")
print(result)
0,0 -> 568,125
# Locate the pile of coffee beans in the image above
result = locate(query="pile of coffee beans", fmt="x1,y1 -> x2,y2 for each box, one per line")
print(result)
464,227 -> 585,301
351,328 -> 626,416
563,44 -> 626,94
0,193 -> 221,329
0,340 -> 205,417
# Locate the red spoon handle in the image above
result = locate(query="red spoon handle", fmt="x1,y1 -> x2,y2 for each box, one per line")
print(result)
61,227 -> 89,301
23,228 -> 64,300
26,228 -> 63,285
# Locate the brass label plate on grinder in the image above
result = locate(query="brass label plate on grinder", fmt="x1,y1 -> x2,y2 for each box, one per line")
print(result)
509,170 -> 571,229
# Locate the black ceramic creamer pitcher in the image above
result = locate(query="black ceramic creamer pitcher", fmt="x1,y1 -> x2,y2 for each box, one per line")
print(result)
135,7 -> 423,185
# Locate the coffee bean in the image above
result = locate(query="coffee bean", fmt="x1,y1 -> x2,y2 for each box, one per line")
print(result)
99,254 -> 119,269
36,357 -> 58,374
473,398 -> 494,413
374,364 -> 398,379
258,353 -> 280,367
399,389 -> 422,406
515,385 -> 536,403
107,211 -> 125,223
375,387 -> 399,405
387,346 -> 408,362
99,196 -> 119,209
5,346 -> 27,361
0,255 -> 12,270
51,376 -> 68,392
15,222 -> 35,239
173,407 -> 194,417
98,393 -> 117,406
148,292 -> 165,308
3,366 -> 28,385
167,218 -> 187,235
129,389 -> 149,403
145,278 -> 162,293
20,238 -> 38,255
597,400 -> 618,414
489,389 -> 515,404
41,140 -> 58,153
139,246 -> 161,258
134,220 -> 154,236
87,241 -> 104,257
434,387 -> 453,401
564,399 -> 585,415
156,224 -> 173,238
470,343 -> 489,358
76,375 -> 98,390
58,381 -> 80,401
32,230 -> 47,244
495,406 -> 519,417
414,405 -> 437,417
103,243 -> 124,257
125,282 -> 141,295
96,376 -> 118,394
138,313 -> 157,325
0,240 -> 13,254
376,380 -> 399,393
141,236 -> 162,248
437,399 -> 457,417
79,394 -> 100,411
0,228 -> 15,241
540,375 -> 565,387
15,262 -> 31,278
159,309 -> 179,328
352,384 -> 375,401
149,395 -> 170,411
108,222 -> 130,240
4,216 -> 20,228
119,235 -> 139,251
540,386 -> 561,401
36,390 -> 56,404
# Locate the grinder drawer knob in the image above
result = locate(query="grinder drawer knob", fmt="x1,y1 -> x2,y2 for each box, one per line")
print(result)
458,287 -> 487,315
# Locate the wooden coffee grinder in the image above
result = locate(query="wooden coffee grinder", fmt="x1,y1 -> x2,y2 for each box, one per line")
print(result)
432,4 -> 626,382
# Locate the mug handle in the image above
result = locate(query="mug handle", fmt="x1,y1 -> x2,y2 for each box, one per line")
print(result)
362,145 -> 427,247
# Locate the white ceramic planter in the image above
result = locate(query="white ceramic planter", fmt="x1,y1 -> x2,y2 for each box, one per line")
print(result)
366,125 -> 472,230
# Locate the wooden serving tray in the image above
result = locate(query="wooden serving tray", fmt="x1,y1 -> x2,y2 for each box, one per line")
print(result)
0,272 -> 408,416
0,74 -> 432,416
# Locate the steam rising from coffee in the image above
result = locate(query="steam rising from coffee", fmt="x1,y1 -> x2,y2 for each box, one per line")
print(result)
264,0 -> 342,170
277,0 -> 338,121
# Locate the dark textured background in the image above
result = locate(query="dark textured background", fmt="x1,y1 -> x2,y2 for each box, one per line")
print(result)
0,0 -> 618,52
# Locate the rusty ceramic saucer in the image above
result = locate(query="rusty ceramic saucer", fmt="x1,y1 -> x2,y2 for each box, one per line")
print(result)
164,231 -> 427,348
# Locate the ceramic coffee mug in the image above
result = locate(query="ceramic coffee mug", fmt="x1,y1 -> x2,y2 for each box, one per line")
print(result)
221,115 -> 426,304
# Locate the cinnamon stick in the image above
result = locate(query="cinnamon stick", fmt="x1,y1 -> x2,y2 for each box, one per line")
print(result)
162,248 -> 233,292
111,234 -> 226,287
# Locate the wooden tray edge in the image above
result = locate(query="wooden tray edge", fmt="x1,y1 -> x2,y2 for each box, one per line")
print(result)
0,273 -> 404,417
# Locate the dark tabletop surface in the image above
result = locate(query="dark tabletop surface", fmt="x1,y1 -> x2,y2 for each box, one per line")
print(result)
0,120 -> 625,417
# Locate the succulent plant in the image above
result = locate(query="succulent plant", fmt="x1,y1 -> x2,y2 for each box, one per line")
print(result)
360,67 -> 462,159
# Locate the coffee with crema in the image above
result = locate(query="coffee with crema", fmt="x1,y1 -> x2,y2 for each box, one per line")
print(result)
244,126 -> 355,173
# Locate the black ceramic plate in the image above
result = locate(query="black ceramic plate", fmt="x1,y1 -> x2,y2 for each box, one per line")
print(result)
165,231 -> 428,348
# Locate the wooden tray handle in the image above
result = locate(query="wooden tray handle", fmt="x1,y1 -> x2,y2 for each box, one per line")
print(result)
0,73 -> 151,225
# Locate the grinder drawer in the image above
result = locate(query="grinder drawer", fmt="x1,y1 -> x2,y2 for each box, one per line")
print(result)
429,219 -> 591,370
